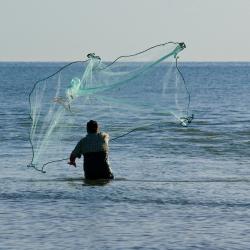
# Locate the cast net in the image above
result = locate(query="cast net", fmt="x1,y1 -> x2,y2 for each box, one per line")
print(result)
28,42 -> 192,173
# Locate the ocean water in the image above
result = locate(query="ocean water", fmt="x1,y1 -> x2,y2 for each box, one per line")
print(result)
1,62 -> 250,249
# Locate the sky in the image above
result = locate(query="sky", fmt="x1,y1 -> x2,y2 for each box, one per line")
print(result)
0,0 -> 250,61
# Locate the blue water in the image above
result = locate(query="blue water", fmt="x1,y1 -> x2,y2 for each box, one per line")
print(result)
1,62 -> 250,249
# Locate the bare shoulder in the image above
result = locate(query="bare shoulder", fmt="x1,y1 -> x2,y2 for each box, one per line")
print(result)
100,132 -> 109,140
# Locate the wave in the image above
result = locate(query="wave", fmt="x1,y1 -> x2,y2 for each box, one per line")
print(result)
1,177 -> 250,208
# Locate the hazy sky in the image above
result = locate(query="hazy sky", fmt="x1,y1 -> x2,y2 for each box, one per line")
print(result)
1,0 -> 250,61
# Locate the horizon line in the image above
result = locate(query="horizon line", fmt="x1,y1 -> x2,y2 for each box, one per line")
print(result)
1,60 -> 250,63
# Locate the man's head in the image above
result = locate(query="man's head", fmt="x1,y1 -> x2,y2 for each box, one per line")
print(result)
86,120 -> 98,134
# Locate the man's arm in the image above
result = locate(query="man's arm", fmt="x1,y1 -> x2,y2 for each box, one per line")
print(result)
68,140 -> 82,167
102,132 -> 109,143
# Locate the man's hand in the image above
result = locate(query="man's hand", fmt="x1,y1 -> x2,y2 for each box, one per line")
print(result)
68,161 -> 76,167
68,153 -> 77,167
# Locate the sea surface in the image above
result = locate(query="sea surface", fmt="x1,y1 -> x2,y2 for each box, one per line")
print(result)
1,62 -> 250,250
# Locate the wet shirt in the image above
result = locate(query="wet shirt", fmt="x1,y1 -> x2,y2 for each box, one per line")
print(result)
72,132 -> 109,157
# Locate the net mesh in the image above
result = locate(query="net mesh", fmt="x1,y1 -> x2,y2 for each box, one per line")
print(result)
28,42 -> 191,172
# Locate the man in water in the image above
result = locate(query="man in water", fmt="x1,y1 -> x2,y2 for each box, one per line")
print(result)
68,120 -> 114,180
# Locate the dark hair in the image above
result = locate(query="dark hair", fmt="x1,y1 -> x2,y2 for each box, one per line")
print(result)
87,120 -> 98,133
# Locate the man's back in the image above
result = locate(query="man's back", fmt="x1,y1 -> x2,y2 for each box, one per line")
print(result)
70,129 -> 113,180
